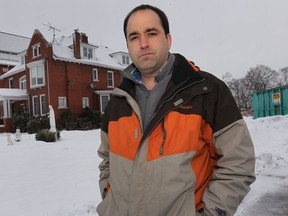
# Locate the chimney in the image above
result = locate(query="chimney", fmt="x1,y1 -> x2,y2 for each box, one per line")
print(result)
73,29 -> 81,59
81,33 -> 88,43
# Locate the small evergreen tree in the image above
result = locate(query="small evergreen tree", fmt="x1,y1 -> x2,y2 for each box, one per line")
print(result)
11,106 -> 31,132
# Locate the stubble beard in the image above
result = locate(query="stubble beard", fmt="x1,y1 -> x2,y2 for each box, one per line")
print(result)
135,54 -> 162,76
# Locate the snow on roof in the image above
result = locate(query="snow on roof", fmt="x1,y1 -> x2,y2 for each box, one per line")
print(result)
52,35 -> 126,70
0,59 -> 18,67
0,88 -> 28,101
0,31 -> 30,54
110,51 -> 128,56
0,51 -> 19,63
0,30 -> 127,82
0,63 -> 25,80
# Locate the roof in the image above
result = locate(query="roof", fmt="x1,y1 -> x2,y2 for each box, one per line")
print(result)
0,31 -> 30,54
52,35 -> 126,70
0,30 -> 128,81
0,64 -> 25,80
0,88 -> 28,101
0,59 -> 18,67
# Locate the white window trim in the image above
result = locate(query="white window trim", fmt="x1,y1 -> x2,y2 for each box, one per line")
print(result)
107,71 -> 114,88
40,94 -> 46,116
19,75 -> 26,90
100,94 -> 110,113
20,55 -> 25,65
58,97 -> 67,109
81,45 -> 94,59
9,78 -> 13,88
32,43 -> 41,58
27,59 -> 45,68
122,55 -> 130,65
82,97 -> 89,108
92,68 -> 98,81
32,95 -> 39,116
27,60 -> 45,89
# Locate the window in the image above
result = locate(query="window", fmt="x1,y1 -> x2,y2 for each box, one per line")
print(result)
58,97 -> 67,108
83,47 -> 93,59
20,55 -> 25,65
30,64 -> 45,88
40,95 -> 47,115
19,76 -> 26,90
32,96 -> 39,116
9,78 -> 13,88
107,71 -> 114,87
100,95 -> 110,113
32,43 -> 41,58
82,97 -> 89,108
92,68 -> 98,81
122,55 -> 130,65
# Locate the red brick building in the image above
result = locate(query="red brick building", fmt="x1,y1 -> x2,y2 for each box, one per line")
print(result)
0,30 -> 129,132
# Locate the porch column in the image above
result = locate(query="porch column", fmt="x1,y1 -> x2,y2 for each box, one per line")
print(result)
3,99 -> 10,118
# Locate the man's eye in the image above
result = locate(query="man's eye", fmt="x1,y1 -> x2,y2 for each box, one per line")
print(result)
148,32 -> 157,36
130,37 -> 136,41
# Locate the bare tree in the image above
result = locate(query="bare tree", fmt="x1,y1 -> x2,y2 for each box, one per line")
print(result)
227,77 -> 253,113
245,65 -> 278,92
221,72 -> 233,83
224,65 -> 287,115
278,66 -> 288,86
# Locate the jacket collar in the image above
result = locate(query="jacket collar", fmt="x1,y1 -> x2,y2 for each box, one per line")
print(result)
122,53 -> 175,85
171,53 -> 202,87
119,53 -> 203,96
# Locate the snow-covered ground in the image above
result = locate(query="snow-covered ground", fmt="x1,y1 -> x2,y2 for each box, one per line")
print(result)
0,115 -> 288,216
235,115 -> 288,215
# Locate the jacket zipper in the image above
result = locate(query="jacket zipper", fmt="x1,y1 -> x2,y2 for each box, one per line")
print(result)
159,120 -> 166,155
142,78 -> 206,155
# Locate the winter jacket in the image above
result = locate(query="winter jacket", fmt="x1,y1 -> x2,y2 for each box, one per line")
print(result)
97,54 -> 255,216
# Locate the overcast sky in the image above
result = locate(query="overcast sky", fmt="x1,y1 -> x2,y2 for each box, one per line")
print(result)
1,0 -> 288,78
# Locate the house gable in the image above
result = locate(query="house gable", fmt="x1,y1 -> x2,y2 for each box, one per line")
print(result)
1,28 -> 129,132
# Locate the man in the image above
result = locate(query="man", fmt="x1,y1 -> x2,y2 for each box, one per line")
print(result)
97,4 -> 255,216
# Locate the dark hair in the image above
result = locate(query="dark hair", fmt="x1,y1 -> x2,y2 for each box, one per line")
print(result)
123,4 -> 170,40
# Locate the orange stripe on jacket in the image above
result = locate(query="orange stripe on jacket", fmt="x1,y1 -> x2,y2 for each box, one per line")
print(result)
147,112 -> 205,161
192,122 -> 217,210
188,61 -> 200,72
109,113 -> 142,160
147,111 -> 217,210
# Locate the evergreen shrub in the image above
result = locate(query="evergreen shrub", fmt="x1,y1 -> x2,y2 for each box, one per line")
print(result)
35,129 -> 61,142
27,117 -> 50,134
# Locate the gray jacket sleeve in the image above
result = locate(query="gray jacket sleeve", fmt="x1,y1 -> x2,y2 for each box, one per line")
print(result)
97,130 -> 110,199
202,119 -> 256,216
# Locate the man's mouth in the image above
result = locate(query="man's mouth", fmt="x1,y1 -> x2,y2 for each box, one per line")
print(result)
139,51 -> 152,58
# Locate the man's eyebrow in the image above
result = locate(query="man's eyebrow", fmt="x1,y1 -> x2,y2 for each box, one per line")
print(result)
128,27 -> 159,38
145,27 -> 159,33
128,31 -> 138,38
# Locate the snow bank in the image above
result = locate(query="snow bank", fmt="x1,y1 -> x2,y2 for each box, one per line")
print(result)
0,115 -> 288,216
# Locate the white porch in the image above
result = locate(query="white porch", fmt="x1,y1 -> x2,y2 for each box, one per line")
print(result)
0,88 -> 28,132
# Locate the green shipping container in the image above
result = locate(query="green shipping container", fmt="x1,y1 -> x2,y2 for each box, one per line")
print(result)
252,86 -> 288,119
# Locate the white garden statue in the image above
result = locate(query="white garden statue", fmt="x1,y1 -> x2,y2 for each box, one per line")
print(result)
15,129 -> 22,142
49,105 -> 57,133
7,134 -> 14,146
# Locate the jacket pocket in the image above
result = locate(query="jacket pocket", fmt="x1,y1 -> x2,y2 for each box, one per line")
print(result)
181,187 -> 197,216
96,190 -> 117,216
163,187 -> 196,216
156,152 -> 197,216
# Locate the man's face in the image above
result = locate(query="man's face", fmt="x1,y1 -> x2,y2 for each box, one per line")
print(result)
126,9 -> 172,77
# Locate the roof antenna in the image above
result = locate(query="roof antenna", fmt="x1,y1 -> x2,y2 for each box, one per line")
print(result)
43,22 -> 61,44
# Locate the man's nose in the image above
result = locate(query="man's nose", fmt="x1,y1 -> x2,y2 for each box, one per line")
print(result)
140,36 -> 149,49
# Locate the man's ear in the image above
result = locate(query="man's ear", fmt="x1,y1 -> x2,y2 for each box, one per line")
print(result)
167,34 -> 172,49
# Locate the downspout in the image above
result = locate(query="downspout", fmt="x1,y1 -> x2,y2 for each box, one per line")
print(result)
27,94 -> 31,115
66,63 -> 69,108
45,54 -> 51,106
